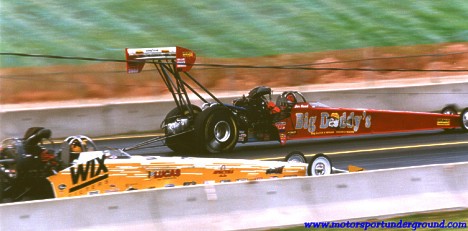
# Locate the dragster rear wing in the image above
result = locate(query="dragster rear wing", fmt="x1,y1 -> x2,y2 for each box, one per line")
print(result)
125,46 -> 196,73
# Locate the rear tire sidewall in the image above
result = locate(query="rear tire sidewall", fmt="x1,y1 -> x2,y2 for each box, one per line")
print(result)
164,106 -> 201,153
195,106 -> 238,153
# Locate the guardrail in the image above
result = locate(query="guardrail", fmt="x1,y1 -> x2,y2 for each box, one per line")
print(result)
1,79 -> 467,139
1,161 -> 467,230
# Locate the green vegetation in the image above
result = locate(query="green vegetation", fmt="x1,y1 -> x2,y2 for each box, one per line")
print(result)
276,209 -> 468,231
1,0 -> 467,67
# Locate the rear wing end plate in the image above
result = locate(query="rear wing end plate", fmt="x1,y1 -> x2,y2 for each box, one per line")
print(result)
125,46 -> 196,73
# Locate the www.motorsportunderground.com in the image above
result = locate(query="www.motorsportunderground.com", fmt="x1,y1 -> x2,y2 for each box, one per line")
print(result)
304,220 -> 467,230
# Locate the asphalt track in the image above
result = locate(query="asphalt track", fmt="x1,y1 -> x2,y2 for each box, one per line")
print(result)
90,129 -> 468,171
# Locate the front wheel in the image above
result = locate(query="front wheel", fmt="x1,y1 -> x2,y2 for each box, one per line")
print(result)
307,153 -> 332,176
285,151 -> 307,163
441,105 -> 457,115
0,173 -> 8,203
1,178 -> 54,203
441,106 -> 458,132
461,108 -> 468,131
195,106 -> 239,154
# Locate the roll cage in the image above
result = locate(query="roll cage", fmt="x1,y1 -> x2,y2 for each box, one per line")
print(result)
276,91 -> 307,108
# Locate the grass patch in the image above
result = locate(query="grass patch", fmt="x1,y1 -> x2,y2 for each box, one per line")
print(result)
1,0 -> 467,67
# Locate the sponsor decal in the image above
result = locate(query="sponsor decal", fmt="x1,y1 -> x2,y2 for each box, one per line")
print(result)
238,130 -> 247,142
176,58 -> 186,68
213,165 -> 234,177
328,113 -> 340,128
266,166 -> 284,174
148,169 -> 181,179
295,111 -> 372,134
294,104 -> 309,109
275,122 -> 286,131
105,187 -> 119,193
105,184 -> 119,193
183,181 -> 197,186
279,133 -> 287,145
437,118 -> 450,126
182,51 -> 194,57
69,156 -> 108,193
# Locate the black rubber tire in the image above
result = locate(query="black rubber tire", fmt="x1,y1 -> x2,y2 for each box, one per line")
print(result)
441,106 -> 458,132
25,178 -> 55,201
194,105 -> 239,154
0,178 -> 54,203
307,153 -> 332,176
441,106 -> 457,115
461,108 -> 468,131
164,106 -> 201,153
0,173 -> 6,203
284,151 -> 307,163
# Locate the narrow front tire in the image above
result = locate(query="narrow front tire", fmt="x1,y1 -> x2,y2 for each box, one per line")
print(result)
307,153 -> 332,176
461,108 -> 468,131
285,151 -> 307,163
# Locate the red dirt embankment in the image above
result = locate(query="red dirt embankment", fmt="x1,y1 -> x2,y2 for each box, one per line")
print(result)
1,43 -> 467,104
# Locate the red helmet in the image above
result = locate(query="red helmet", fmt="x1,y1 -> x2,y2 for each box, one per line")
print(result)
286,93 -> 297,103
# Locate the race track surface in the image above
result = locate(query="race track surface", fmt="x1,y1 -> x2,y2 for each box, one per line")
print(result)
92,130 -> 468,171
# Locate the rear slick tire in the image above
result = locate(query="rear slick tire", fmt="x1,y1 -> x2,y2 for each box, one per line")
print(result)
164,106 -> 201,153
195,105 -> 238,154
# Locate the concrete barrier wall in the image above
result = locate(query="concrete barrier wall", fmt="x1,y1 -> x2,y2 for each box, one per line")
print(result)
1,80 -> 467,139
1,161 -> 467,231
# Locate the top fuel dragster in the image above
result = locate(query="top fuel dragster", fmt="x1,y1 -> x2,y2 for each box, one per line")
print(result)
124,46 -> 468,154
1,127 -> 356,202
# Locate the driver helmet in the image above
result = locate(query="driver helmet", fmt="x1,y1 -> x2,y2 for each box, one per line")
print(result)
286,93 -> 297,104
70,140 -> 82,153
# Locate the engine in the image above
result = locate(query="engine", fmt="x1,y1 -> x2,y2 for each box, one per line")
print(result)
234,87 -> 272,125
0,128 -> 78,202
233,86 -> 278,141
